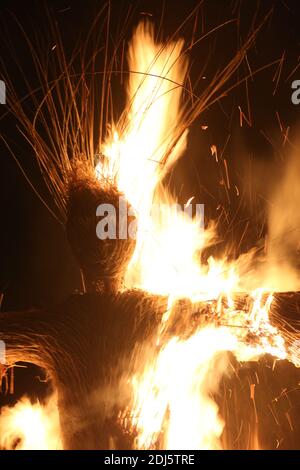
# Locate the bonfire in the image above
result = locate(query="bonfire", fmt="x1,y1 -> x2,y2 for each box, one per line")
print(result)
1,3 -> 300,450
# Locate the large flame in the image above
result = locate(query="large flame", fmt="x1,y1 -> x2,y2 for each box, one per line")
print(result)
2,20 -> 299,450
98,21 -> 292,450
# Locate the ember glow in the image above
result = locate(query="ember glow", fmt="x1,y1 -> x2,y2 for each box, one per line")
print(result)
1,16 -> 300,451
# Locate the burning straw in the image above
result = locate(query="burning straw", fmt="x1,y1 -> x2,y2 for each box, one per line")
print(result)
1,4 -> 300,451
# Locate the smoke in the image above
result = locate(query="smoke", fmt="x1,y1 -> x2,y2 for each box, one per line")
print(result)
264,143 -> 300,291
232,136 -> 300,293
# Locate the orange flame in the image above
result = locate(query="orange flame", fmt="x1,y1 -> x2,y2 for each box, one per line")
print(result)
2,20 -> 299,450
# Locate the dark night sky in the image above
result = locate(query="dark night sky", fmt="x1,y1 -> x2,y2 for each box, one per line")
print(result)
1,0 -> 300,448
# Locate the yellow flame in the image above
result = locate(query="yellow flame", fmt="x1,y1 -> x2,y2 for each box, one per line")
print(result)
131,327 -> 237,450
98,21 -> 289,449
3,20 -> 295,450
0,396 -> 61,450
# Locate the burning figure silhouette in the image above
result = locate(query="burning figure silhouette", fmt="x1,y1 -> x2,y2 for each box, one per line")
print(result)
1,10 -> 300,450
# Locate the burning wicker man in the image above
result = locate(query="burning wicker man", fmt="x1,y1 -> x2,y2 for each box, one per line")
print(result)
0,19 -> 189,450
2,14 -> 300,451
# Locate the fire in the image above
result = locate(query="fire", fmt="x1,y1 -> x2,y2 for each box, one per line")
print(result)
98,21 -> 292,450
0,396 -> 61,450
130,327 -> 237,450
97,22 -> 195,297
129,291 -> 287,450
2,20 -> 299,450
99,21 -> 188,216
